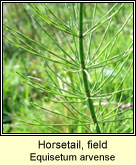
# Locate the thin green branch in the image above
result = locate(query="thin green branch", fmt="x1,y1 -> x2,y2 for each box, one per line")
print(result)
79,3 -> 101,133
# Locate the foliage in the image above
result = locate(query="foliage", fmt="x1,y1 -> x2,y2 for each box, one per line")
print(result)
3,3 -> 133,133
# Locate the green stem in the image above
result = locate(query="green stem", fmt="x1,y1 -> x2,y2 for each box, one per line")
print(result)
79,3 -> 101,133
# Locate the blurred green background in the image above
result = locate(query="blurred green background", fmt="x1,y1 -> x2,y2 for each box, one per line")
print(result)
3,3 -> 133,133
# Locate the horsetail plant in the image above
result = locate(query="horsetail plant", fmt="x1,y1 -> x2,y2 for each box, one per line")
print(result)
79,4 -> 101,132
3,3 -> 133,133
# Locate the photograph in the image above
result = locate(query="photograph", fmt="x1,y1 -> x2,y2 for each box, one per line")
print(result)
3,2 -> 134,134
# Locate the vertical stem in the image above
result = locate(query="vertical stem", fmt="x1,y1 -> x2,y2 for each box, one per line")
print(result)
79,3 -> 101,133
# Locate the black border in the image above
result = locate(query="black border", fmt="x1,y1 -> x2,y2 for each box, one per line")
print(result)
1,1 -> 135,136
